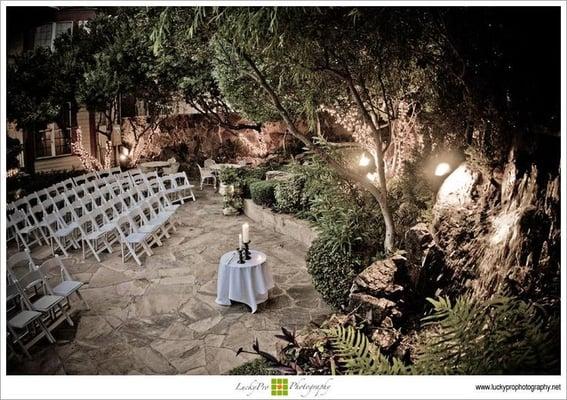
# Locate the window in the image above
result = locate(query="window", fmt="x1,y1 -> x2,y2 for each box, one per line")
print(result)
34,24 -> 52,49
36,126 -> 72,158
34,21 -> 73,50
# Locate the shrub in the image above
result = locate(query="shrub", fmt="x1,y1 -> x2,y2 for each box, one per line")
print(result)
388,154 -> 434,241
229,358 -> 278,375
219,166 -> 242,186
414,296 -> 560,374
306,238 -> 364,310
236,166 -> 270,198
249,180 -> 278,207
6,169 -> 84,202
274,175 -> 305,213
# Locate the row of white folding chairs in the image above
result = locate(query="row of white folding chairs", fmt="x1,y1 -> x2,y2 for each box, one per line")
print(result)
6,252 -> 88,358
7,173 -> 141,253
7,169 -> 154,247
67,179 -> 181,265
7,170 -> 194,256
40,173 -> 181,264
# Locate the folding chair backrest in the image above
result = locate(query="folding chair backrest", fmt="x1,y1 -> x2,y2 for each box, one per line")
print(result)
17,269 -> 47,293
171,172 -> 189,187
38,255 -> 71,285
84,172 -> 98,182
73,174 -> 87,186
109,166 -> 122,175
203,159 -> 216,168
36,189 -> 51,203
7,250 -> 35,272
9,209 -> 28,226
62,178 -> 75,191
13,198 -> 29,213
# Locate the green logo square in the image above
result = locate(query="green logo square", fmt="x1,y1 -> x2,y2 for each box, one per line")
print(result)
271,378 -> 288,396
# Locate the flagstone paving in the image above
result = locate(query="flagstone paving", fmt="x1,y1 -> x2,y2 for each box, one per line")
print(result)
7,186 -> 332,375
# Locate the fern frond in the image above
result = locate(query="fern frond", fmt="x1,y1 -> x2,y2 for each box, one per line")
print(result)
324,325 -> 410,375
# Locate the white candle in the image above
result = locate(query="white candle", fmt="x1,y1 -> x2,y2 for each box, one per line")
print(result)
239,234 -> 243,249
242,223 -> 249,243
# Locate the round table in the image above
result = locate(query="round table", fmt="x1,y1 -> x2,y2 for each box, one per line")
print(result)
210,163 -> 243,171
216,250 -> 274,313
140,161 -> 170,172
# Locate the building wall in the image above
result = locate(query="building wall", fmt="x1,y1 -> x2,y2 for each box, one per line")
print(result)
7,107 -> 94,172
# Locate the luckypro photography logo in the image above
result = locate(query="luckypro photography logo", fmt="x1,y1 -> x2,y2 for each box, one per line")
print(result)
271,378 -> 289,396
235,377 -> 333,398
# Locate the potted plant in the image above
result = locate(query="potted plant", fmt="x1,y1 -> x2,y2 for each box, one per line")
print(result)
222,185 -> 244,216
219,166 -> 240,196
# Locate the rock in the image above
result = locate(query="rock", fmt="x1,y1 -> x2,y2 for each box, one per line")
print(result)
265,170 -> 293,181
404,223 -> 444,296
348,293 -> 401,323
222,206 -> 239,216
350,257 -> 405,299
371,327 -> 401,352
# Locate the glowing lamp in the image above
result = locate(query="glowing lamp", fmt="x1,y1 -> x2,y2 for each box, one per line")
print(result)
122,147 -> 129,156
119,154 -> 128,162
359,154 -> 370,167
434,162 -> 451,176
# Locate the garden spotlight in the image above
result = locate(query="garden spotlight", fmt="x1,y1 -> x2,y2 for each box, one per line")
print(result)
435,162 -> 451,177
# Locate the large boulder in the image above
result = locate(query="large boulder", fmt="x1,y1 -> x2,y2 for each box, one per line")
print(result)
350,254 -> 406,299
348,254 -> 407,325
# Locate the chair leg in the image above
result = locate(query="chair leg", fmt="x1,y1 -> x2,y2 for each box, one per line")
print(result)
58,303 -> 74,327
37,318 -> 56,343
76,290 -> 90,311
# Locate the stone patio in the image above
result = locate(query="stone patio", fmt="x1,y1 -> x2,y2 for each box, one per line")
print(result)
7,186 -> 331,375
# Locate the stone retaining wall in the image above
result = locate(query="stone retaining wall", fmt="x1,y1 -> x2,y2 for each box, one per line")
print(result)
243,199 -> 318,246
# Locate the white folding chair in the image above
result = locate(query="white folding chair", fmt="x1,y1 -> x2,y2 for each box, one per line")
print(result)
15,269 -> 74,327
43,211 -> 79,257
38,256 -> 89,310
77,212 -> 114,261
6,281 -> 56,359
9,210 -> 44,252
170,172 -> 196,203
115,215 -> 154,266
197,164 -> 216,190
147,196 -> 177,236
7,249 -> 36,277
130,205 -> 165,248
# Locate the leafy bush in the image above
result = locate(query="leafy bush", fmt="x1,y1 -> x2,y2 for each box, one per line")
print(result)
219,166 -> 242,186
388,155 -> 434,241
274,175 -> 305,213
6,169 -> 84,202
229,358 -> 278,375
306,239 -> 363,309
249,180 -> 278,207
236,166 -> 270,198
414,296 -> 560,374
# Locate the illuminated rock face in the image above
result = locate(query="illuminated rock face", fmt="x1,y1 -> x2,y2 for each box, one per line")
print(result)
435,163 -> 478,208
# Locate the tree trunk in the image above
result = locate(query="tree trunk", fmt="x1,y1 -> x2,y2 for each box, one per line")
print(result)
22,127 -> 36,175
240,50 -> 396,252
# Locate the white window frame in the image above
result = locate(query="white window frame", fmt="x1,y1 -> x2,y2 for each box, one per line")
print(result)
36,125 -> 73,159
34,21 -> 74,50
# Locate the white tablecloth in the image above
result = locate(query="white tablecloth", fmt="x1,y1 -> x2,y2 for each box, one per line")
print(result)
215,250 -> 274,313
